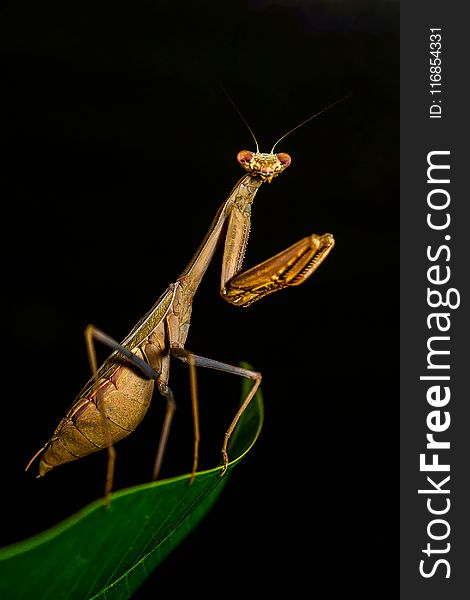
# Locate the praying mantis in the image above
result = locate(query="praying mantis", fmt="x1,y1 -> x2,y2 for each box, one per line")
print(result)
26,98 -> 343,501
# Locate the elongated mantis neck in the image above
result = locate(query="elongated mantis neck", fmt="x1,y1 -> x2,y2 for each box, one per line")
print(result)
178,174 -> 263,296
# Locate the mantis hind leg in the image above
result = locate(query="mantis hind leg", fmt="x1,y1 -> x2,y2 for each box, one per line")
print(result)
151,379 -> 177,482
85,326 -> 179,490
84,325 -> 161,506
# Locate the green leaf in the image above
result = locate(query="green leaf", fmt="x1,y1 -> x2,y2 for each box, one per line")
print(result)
0,375 -> 263,600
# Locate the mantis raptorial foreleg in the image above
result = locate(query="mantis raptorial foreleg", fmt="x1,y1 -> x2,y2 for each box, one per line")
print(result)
221,203 -> 335,307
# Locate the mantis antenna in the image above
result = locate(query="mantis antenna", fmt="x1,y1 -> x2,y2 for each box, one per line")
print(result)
222,84 -> 348,154
270,94 -> 349,152
221,85 -> 260,153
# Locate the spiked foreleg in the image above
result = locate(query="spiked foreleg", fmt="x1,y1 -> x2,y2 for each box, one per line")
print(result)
221,233 -> 334,307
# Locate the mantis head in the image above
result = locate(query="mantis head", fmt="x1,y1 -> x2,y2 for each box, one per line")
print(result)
226,88 -> 348,183
237,151 -> 291,183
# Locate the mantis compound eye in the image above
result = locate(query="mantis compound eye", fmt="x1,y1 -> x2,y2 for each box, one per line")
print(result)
237,150 -> 254,165
276,153 -> 292,168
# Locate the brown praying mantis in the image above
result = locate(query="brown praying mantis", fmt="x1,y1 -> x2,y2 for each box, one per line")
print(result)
26,98 -> 344,500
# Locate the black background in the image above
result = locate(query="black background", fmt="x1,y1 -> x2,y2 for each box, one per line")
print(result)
2,1 -> 398,597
